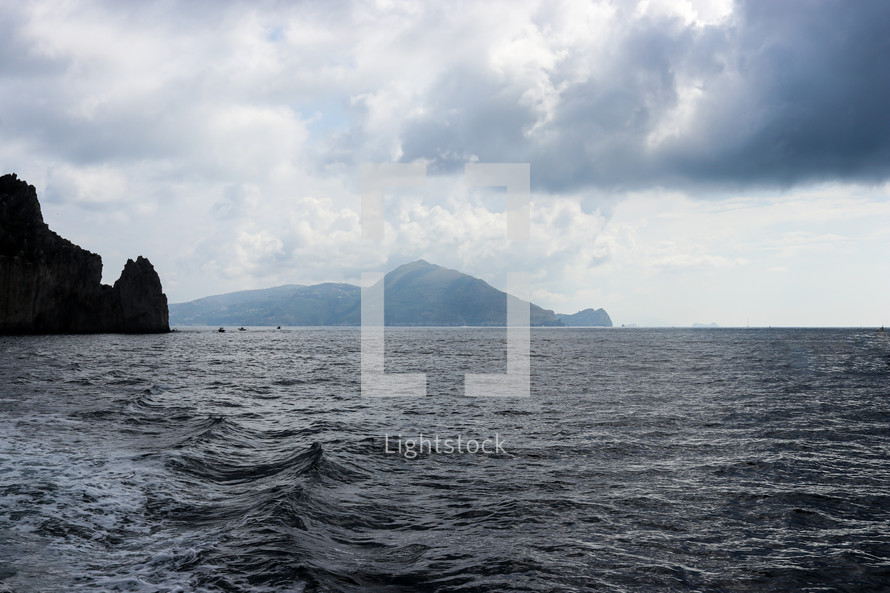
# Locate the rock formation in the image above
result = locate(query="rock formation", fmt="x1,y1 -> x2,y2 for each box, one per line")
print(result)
556,308 -> 613,327
0,173 -> 169,334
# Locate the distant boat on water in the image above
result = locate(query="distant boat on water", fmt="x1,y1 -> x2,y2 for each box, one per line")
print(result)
218,327 -> 225,333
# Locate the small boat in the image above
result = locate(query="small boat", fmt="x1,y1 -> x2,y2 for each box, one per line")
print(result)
238,327 -> 247,332
218,327 -> 225,333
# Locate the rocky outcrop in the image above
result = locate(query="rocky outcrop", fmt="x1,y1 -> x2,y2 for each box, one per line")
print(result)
556,307 -> 613,327
0,173 -> 169,334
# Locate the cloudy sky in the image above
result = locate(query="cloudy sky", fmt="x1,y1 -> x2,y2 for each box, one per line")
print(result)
2,0 -> 889,326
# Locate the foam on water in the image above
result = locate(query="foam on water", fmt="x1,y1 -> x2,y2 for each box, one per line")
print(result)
1,328 -> 889,592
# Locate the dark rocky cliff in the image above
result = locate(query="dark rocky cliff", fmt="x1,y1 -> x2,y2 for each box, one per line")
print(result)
0,173 -> 169,334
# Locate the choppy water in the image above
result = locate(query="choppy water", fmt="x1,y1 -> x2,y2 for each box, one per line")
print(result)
1,328 -> 889,592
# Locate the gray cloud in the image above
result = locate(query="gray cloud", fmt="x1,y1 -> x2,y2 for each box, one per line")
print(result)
399,65 -> 536,174
397,0 -> 890,191
6,0 -> 886,194
664,0 -> 890,186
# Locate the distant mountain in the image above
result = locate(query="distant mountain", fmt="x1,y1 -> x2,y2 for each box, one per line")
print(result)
169,260 -> 608,327
168,283 -> 359,326
380,260 -> 562,326
556,308 -> 612,327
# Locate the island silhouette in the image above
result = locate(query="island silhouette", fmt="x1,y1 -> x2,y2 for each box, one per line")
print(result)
170,259 -> 611,328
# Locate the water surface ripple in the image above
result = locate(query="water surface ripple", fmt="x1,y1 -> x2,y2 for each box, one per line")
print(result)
1,328 -> 889,592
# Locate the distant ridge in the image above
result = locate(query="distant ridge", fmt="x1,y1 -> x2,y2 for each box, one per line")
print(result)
169,283 -> 359,326
169,260 -> 611,327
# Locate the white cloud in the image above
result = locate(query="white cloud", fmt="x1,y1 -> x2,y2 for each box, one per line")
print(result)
1,0 -> 888,326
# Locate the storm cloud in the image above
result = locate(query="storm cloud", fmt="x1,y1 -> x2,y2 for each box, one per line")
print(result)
3,0 -> 888,192
398,0 -> 890,190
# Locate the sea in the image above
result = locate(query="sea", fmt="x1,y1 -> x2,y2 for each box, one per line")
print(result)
1,327 -> 889,592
